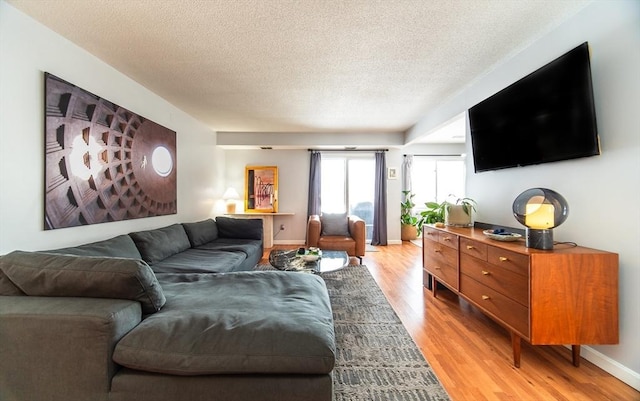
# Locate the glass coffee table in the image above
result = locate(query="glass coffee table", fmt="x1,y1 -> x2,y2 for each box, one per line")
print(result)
268,249 -> 349,274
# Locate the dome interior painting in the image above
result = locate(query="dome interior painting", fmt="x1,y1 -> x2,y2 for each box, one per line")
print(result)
44,73 -> 177,230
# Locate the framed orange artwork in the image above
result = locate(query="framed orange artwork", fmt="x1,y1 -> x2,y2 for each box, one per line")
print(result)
245,166 -> 278,213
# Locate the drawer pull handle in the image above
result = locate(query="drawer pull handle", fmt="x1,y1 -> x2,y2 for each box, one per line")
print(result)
443,237 -> 451,241
482,295 -> 491,300
482,270 -> 490,275
434,266 -> 441,270
499,257 -> 508,262
434,249 -> 441,253
466,245 -> 475,250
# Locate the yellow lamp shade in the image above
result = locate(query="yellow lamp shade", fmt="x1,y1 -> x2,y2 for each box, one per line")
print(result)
525,203 -> 555,229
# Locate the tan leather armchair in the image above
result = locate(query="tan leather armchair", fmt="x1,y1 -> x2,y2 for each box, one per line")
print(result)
306,214 -> 365,264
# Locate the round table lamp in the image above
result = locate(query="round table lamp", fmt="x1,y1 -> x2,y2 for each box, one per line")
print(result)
512,188 -> 569,250
223,187 -> 240,214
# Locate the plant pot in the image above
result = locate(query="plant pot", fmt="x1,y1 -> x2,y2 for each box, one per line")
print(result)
401,224 -> 418,241
445,204 -> 474,227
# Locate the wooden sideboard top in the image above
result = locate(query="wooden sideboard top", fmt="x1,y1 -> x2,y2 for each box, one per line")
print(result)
424,225 -> 617,256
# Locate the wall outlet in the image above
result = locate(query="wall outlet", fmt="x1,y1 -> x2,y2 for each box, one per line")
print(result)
280,224 -> 285,230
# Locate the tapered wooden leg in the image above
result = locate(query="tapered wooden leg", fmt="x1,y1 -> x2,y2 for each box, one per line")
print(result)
572,345 -> 581,367
511,332 -> 521,368
432,276 -> 438,297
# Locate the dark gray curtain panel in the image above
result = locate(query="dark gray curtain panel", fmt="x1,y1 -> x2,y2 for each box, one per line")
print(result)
307,151 -> 321,217
371,151 -> 387,246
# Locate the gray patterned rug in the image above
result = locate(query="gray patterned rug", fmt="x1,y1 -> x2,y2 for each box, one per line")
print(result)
256,264 -> 450,400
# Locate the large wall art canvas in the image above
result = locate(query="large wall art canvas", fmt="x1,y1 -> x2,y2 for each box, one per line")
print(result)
44,73 -> 177,230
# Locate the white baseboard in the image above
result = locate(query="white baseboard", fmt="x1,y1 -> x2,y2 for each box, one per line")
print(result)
272,239 -> 305,246
574,345 -> 640,391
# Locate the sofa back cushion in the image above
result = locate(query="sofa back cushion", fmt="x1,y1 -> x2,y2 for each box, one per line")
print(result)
47,234 -> 142,259
216,216 -> 263,240
182,219 -> 218,247
0,251 -> 165,314
129,224 -> 191,264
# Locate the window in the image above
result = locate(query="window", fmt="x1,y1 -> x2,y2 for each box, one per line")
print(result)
321,154 -> 375,240
411,156 -> 466,213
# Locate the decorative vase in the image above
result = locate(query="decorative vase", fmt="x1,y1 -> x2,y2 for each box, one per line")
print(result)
445,204 -> 474,227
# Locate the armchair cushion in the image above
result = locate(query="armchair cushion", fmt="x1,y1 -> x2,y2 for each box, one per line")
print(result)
320,213 -> 350,236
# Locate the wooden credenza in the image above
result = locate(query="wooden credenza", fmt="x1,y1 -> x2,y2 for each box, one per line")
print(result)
422,225 -> 619,368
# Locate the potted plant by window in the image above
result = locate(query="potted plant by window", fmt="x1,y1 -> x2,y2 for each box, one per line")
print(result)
419,201 -> 446,225
400,191 -> 419,240
444,197 -> 477,227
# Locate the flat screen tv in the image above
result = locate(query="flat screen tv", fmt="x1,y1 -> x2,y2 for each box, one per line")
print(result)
469,42 -> 600,173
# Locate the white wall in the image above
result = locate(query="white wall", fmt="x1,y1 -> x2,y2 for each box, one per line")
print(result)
0,1 -> 224,253
223,148 -> 406,244
408,0 -> 640,389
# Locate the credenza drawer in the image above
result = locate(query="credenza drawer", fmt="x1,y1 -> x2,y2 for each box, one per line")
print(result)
438,232 -> 458,250
460,274 -> 529,337
460,254 -> 529,306
487,246 -> 529,276
423,226 -> 439,242
424,241 -> 458,290
460,238 -> 487,260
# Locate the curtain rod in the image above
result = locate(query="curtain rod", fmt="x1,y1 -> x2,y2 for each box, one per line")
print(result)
404,153 -> 462,157
309,149 -> 388,152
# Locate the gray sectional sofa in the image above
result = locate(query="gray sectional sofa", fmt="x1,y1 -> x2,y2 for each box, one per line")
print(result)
0,217 -> 336,401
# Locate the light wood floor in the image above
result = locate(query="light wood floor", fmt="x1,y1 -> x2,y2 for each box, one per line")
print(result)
262,243 -> 639,401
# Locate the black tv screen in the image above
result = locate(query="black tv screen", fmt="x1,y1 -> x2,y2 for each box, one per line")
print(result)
469,42 -> 600,173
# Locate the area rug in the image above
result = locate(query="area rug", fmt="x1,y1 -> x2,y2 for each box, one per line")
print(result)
256,264 -> 450,400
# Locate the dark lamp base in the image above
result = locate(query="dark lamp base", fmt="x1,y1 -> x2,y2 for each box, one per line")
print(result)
526,228 -> 554,250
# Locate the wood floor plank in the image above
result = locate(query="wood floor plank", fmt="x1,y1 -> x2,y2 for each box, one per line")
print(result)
262,243 -> 639,401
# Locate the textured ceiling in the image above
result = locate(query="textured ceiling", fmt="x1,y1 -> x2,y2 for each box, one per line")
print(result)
8,0 -> 590,138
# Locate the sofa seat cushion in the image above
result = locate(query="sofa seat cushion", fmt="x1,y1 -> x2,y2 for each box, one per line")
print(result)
129,224 -> 191,265
113,271 -> 335,376
195,238 -> 262,256
0,251 -> 165,314
149,249 -> 246,274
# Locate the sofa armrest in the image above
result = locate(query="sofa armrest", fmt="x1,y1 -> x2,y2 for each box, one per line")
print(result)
348,215 -> 366,257
306,215 -> 321,247
0,296 -> 141,401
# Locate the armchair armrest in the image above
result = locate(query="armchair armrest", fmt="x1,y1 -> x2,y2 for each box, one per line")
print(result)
306,215 -> 321,247
348,215 -> 366,257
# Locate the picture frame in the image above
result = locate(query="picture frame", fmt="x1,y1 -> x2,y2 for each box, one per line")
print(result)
245,166 -> 278,213
387,167 -> 398,180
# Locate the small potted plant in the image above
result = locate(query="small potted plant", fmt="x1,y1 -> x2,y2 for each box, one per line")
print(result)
444,197 -> 477,227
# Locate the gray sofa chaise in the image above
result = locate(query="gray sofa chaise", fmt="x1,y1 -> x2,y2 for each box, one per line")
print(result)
0,217 -> 336,401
